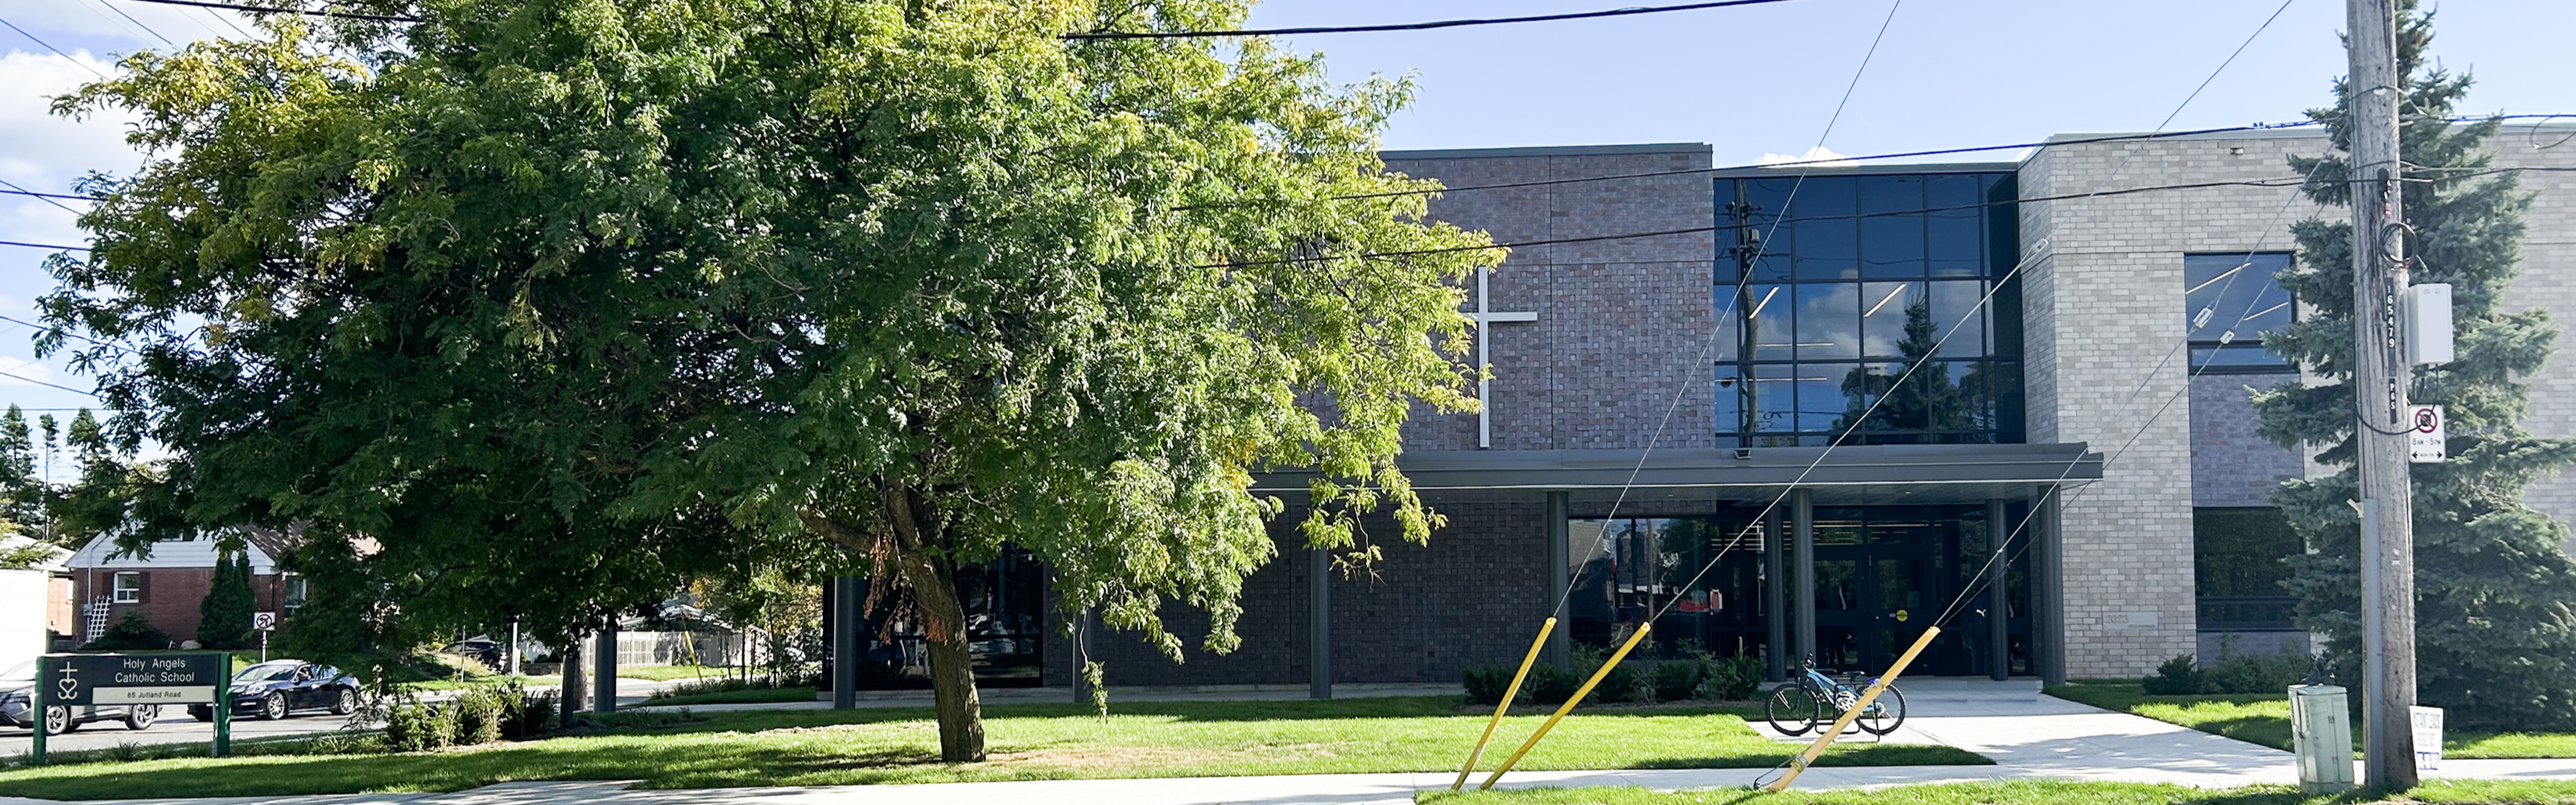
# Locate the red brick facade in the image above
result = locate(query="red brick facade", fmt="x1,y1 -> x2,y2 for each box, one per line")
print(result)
45,576 -> 72,649
68,566 -> 296,647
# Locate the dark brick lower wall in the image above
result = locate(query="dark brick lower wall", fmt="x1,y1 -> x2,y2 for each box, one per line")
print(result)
1042,493 -> 1554,687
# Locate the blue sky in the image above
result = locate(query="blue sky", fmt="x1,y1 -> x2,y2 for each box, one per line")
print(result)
0,0 -> 2569,471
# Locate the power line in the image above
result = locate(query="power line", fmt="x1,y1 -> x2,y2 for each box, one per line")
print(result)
0,369 -> 101,399
85,0 -> 178,47
0,188 -> 93,202
0,241 -> 89,252
0,180 -> 89,217
0,15 -> 108,78
1066,0 -> 1806,40
0,315 -> 132,357
1209,166 -> 2576,270
1195,123 -> 2321,210
1260,114 -> 2563,209
1203,175 -> 2326,270
1645,0 -> 2319,659
2155,0 -> 2296,132
115,0 -> 417,23
1558,0 -> 1905,620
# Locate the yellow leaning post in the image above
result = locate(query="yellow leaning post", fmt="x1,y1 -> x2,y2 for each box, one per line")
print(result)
1762,625 -> 1944,793
1477,622 -> 1653,792
1451,617 -> 1557,792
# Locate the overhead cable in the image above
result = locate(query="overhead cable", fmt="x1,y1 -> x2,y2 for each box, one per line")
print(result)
115,0 -> 416,23
0,179 -> 88,217
87,0 -> 179,47
1555,0 -> 1906,617
0,15 -> 108,77
1066,0 -> 1806,40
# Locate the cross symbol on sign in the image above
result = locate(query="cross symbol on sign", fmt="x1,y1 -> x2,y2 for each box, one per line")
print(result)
1470,266 -> 1538,448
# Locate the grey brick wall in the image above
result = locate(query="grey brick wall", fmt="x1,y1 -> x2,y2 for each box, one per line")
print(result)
2190,372 -> 2305,508
1384,145 -> 1718,452
1052,494 -> 1554,687
2024,124 -> 2576,675
2019,132 -> 2320,678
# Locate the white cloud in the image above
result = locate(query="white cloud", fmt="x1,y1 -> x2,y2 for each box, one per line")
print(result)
1757,146 -> 1860,168
0,49 -> 147,192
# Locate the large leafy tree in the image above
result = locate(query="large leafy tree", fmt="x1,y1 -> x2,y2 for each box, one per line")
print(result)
2253,1 -> 2576,729
51,0 -> 1491,762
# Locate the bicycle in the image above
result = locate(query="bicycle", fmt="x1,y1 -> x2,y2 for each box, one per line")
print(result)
1764,656 -> 1907,737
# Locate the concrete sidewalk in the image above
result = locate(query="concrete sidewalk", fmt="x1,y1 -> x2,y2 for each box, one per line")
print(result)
635,683 -> 1464,712
10,679 -> 2573,805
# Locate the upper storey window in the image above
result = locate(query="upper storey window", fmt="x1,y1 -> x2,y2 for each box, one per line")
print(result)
1715,172 -> 2024,447
2184,253 -> 2295,373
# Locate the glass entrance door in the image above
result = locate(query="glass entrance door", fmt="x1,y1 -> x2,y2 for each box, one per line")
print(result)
1810,545 -> 1932,672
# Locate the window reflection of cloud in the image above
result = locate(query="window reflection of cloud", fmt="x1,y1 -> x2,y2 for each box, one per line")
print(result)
1794,283 -> 1861,359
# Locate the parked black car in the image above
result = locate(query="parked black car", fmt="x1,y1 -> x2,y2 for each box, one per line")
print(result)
0,659 -> 161,734
187,661 -> 361,721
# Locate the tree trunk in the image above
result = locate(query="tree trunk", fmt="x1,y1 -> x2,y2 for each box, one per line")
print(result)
906,557 -> 985,762
805,483 -> 986,762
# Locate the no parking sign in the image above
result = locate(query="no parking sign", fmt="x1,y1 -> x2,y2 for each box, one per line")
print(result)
2407,405 -> 2445,464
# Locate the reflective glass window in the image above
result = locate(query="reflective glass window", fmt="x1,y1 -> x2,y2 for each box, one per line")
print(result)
1747,284 -> 1795,361
2185,253 -> 2294,372
1930,280 -> 1989,357
1860,281 -> 1922,358
1926,175 -> 1984,277
1794,283 -> 1861,360
1752,363 -> 1797,432
1860,176 -> 1926,279
1788,177 -> 1857,280
1717,171 -> 2023,446
1797,362 -> 1857,432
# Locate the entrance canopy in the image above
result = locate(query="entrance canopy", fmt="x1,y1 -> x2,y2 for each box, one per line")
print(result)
1253,443 -> 2101,505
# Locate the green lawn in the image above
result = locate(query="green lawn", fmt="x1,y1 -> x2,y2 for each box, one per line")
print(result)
0,697 -> 1985,800
638,685 -> 816,707
1420,779 -> 2576,805
2047,683 -> 2576,759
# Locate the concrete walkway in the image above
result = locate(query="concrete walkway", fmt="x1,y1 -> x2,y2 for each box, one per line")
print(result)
10,679 -> 2574,805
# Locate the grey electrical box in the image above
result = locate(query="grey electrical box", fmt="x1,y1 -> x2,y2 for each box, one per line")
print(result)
2289,684 -> 2355,793
2405,283 -> 2454,365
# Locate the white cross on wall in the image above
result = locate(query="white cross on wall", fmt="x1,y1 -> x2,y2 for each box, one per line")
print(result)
1471,266 -> 1538,448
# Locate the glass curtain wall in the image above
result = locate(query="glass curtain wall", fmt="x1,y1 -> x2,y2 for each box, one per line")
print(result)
1716,172 -> 2025,446
1567,506 -> 2032,675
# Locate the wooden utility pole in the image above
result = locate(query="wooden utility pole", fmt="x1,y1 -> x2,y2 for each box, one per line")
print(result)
2347,0 -> 2417,789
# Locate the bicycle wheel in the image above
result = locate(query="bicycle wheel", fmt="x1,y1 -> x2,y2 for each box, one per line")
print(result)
1855,683 -> 1908,736
1765,684 -> 1822,736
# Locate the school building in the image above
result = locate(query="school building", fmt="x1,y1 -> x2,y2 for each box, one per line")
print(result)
824,125 -> 2576,691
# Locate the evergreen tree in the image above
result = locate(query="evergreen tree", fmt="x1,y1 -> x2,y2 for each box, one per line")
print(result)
2252,1 -> 2576,729
1836,300 -> 1970,440
0,406 -> 35,527
197,550 -> 256,650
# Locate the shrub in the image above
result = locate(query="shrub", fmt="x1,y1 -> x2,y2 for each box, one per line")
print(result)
385,696 -> 458,752
1525,662 -> 1583,704
1649,659 -> 1707,703
1591,649 -> 1646,704
2201,642 -> 2313,694
2142,654 -> 2204,696
452,688 -> 505,746
1461,663 -> 1525,706
81,613 -> 171,651
506,688 -> 558,738
1698,654 -> 1764,701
